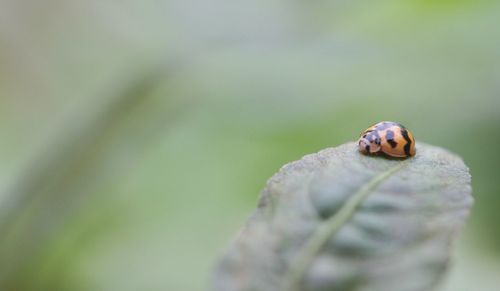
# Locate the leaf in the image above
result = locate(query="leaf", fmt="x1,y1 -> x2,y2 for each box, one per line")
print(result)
213,142 -> 473,291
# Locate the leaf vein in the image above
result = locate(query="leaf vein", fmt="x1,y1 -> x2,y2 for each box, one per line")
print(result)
282,161 -> 408,291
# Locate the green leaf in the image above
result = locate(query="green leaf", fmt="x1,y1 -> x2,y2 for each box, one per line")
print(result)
213,142 -> 473,291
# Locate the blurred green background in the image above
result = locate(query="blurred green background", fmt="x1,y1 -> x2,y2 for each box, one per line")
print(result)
0,0 -> 499,290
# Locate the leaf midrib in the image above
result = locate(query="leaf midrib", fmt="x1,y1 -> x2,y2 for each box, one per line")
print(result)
282,161 -> 408,291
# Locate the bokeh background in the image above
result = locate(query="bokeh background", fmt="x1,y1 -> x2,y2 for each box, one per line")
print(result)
0,1 -> 499,290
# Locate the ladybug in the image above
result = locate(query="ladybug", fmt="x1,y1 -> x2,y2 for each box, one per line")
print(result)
358,121 -> 416,158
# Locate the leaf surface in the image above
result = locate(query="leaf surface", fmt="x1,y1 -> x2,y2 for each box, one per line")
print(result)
213,142 -> 473,291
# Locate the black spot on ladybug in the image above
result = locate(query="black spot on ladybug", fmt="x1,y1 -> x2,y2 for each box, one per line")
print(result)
400,128 -> 412,156
386,130 -> 398,148
366,129 -> 380,143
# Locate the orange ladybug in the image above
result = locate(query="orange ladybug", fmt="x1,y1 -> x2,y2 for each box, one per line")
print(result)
358,121 -> 416,158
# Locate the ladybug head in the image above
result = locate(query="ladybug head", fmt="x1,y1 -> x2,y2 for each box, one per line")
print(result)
358,136 -> 381,154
